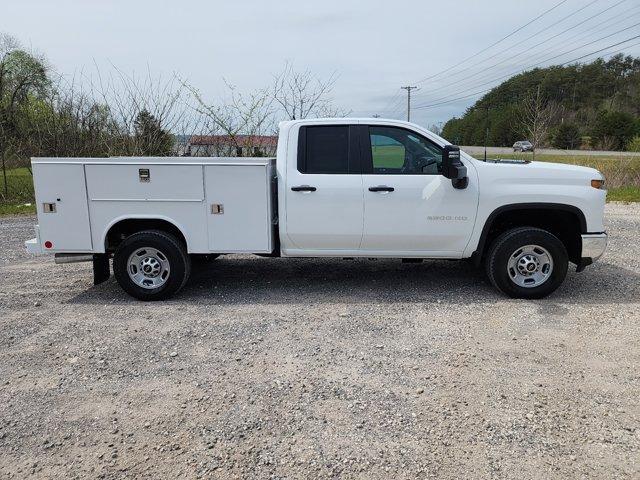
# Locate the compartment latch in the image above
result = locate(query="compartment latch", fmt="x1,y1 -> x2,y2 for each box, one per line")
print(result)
139,168 -> 150,182
211,204 -> 224,215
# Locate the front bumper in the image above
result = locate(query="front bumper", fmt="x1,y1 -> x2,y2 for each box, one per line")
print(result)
576,233 -> 607,272
582,233 -> 607,261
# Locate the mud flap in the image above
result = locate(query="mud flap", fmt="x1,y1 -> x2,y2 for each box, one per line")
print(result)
93,254 -> 111,285
575,258 -> 593,273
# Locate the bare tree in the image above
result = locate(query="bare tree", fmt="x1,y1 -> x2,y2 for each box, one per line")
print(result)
519,86 -> 558,160
185,80 -> 275,156
91,67 -> 190,155
271,62 -> 347,120
428,122 -> 444,136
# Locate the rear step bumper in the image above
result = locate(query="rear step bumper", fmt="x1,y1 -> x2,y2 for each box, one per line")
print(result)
25,225 -> 42,254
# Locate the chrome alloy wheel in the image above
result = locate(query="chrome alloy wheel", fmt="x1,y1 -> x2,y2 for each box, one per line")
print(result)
507,244 -> 554,288
127,247 -> 171,289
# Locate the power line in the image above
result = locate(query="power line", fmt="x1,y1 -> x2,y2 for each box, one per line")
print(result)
412,5 -> 638,101
413,0 -> 570,85
412,35 -> 640,110
413,0 -> 626,99
517,4 -> 640,65
378,88 -> 403,114
412,25 -> 640,109
384,0 -> 606,116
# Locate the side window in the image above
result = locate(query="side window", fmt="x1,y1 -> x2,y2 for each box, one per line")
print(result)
298,126 -> 350,174
368,126 -> 443,174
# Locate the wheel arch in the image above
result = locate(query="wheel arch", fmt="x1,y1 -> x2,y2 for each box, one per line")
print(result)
103,215 -> 189,253
472,203 -> 587,266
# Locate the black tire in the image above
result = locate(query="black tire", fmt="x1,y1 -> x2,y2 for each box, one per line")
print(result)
113,230 -> 191,301
485,227 -> 568,299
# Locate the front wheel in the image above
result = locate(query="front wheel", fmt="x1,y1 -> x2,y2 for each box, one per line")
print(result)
113,230 -> 191,301
485,227 -> 568,299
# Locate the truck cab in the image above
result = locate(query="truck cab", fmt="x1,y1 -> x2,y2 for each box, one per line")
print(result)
278,119 -> 478,257
26,118 -> 608,301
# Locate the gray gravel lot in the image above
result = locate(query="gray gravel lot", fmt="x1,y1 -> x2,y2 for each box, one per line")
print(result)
1,204 -> 639,479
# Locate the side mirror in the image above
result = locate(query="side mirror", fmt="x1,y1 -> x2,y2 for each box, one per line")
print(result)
442,145 -> 468,189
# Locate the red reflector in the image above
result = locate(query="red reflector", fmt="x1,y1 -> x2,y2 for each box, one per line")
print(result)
44,241 -> 53,249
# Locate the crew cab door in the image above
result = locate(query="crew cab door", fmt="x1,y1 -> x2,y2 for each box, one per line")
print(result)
359,125 -> 478,256
283,125 -> 363,252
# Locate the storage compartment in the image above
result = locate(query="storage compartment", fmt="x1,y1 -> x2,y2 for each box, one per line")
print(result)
32,163 -> 93,252
204,163 -> 274,253
86,164 -> 204,201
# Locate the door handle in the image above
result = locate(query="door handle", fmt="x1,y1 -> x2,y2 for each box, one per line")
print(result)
368,186 -> 394,192
291,185 -> 317,192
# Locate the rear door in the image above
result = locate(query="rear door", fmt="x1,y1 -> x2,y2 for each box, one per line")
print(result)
33,162 -> 92,252
359,125 -> 478,255
283,125 -> 363,252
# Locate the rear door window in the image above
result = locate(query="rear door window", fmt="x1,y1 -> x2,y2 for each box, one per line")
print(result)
298,126 -> 357,174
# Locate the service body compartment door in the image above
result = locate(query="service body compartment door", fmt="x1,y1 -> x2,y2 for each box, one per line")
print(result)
204,164 -> 273,253
86,164 -> 204,201
33,163 -> 92,252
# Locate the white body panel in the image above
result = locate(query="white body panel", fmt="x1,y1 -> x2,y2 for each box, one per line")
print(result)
204,164 -> 273,253
27,119 -> 607,264
282,123 -> 364,251
360,172 -> 478,256
462,157 -> 607,257
32,163 -> 93,252
30,157 -> 273,255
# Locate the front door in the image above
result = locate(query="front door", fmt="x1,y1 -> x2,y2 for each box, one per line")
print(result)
284,125 -> 363,252
360,125 -> 478,256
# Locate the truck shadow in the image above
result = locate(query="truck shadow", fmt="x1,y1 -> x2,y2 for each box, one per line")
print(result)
69,255 -> 639,306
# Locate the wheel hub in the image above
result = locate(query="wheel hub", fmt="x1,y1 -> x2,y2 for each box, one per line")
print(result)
127,247 -> 171,289
140,256 -> 161,277
517,254 -> 540,276
507,245 -> 553,288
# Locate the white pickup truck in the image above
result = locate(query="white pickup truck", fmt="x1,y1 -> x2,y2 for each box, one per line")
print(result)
25,118 -> 607,301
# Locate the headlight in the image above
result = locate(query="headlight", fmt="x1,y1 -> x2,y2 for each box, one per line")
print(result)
591,179 -> 605,189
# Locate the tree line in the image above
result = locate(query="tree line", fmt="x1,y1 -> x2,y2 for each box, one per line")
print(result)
0,32 -> 345,172
441,54 -> 640,151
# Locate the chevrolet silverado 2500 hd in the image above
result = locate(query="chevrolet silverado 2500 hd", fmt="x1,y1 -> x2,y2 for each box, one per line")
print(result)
25,118 -> 607,300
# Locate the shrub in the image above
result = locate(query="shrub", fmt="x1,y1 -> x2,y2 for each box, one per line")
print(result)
627,136 -> 640,152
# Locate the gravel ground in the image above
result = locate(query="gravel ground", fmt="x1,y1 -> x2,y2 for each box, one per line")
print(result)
1,204 -> 639,479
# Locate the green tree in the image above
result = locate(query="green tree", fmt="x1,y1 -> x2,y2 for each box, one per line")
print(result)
553,123 -> 581,149
133,109 -> 174,156
439,55 -> 640,150
591,110 -> 636,150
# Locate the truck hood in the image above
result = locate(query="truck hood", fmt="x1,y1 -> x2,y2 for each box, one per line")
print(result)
528,161 -> 601,178
478,159 -> 603,182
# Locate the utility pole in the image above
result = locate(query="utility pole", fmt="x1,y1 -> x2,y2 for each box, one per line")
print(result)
401,86 -> 418,122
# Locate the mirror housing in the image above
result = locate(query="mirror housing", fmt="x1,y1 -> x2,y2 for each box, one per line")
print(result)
442,145 -> 468,189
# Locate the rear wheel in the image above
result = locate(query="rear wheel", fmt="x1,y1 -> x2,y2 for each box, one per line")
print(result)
113,230 -> 191,301
485,227 -> 568,299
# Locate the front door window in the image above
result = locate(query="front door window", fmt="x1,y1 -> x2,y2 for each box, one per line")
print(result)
369,126 -> 443,175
